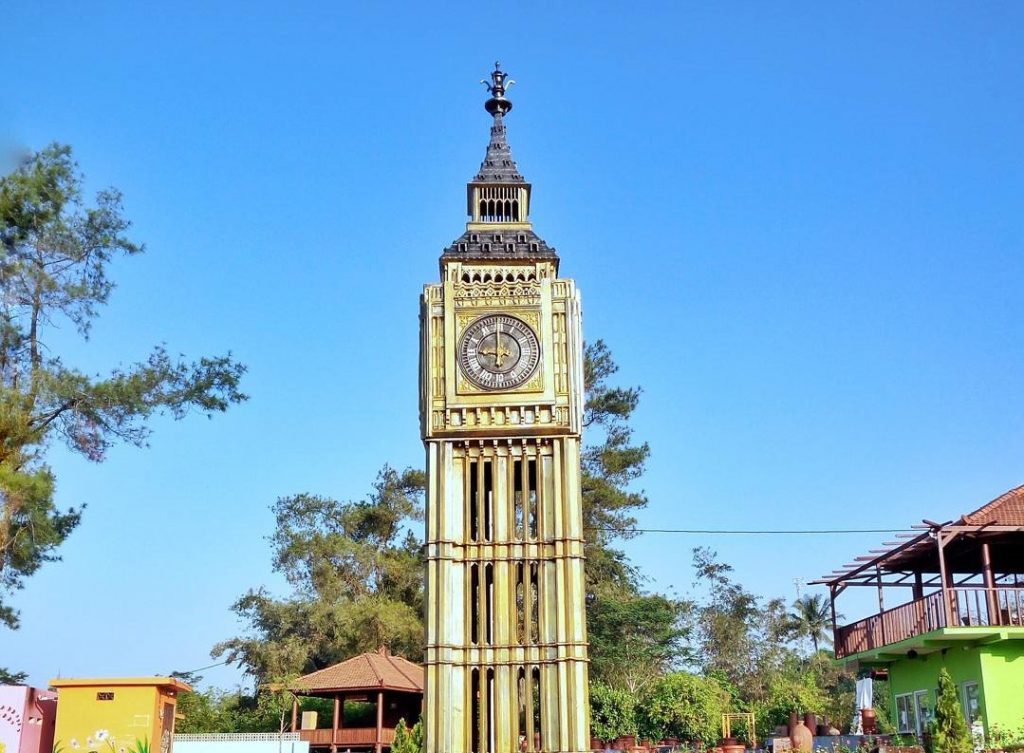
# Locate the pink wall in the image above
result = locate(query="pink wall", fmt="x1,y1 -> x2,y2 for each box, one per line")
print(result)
0,686 -> 57,753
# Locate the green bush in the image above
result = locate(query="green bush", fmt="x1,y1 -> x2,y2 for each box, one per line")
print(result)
750,673 -> 829,736
638,673 -> 730,745
590,682 -> 638,742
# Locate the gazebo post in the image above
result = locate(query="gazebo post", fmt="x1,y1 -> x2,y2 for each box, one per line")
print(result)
376,689 -> 385,753
875,565 -> 885,612
981,541 -> 997,624
332,694 -> 341,753
828,585 -> 838,634
937,530 -> 953,626
292,697 -> 298,733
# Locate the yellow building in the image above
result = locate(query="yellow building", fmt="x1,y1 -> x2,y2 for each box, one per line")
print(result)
49,677 -> 190,753
419,64 -> 590,753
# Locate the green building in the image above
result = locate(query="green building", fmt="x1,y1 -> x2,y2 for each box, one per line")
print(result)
814,485 -> 1024,738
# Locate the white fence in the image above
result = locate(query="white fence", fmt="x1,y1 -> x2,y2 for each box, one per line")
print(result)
174,733 -> 309,753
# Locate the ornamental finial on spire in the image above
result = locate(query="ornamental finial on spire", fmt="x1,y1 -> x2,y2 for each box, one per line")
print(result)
481,61 -> 514,116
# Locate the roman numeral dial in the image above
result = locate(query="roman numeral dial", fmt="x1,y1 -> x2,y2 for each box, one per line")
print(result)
458,314 -> 540,391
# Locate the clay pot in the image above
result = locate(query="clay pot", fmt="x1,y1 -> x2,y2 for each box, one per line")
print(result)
861,708 -> 878,734
790,721 -> 813,753
591,737 -> 604,750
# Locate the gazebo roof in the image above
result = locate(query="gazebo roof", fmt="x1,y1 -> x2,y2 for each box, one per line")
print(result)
290,649 -> 424,695
960,484 -> 1024,526
812,484 -> 1024,587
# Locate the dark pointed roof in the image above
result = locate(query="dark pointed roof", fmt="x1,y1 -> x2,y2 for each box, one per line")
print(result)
443,227 -> 557,262
473,112 -> 525,184
440,63 -> 559,266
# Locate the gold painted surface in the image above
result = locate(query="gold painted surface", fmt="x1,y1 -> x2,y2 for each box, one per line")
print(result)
422,255 -> 590,753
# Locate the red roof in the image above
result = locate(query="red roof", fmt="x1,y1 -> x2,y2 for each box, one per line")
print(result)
960,484 -> 1024,526
291,649 -> 424,694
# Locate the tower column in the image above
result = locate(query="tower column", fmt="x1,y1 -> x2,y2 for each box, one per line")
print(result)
422,63 -> 589,753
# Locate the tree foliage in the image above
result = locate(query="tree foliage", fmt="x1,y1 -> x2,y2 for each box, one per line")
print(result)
581,340 -> 650,598
929,668 -> 971,753
175,686 -> 320,734
785,594 -> 835,653
581,341 -> 690,691
393,718 -> 425,753
214,466 -> 426,683
588,592 -> 690,693
690,548 -> 790,696
589,682 -> 639,742
638,672 -> 731,745
0,143 -> 247,678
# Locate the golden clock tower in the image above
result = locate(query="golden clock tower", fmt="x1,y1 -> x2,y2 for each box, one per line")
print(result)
420,64 -> 590,753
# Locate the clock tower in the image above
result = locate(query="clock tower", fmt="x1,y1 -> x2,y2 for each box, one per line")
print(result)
420,64 -> 590,753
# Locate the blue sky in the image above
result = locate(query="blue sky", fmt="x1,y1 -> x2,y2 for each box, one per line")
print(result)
3,2 -> 1022,689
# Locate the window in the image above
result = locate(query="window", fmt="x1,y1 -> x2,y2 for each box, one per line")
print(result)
469,564 -> 480,645
896,693 -> 917,734
914,690 -> 932,734
961,682 -> 981,725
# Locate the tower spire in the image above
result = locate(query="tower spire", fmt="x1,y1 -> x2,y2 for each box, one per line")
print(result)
475,62 -> 525,184
482,60 -> 514,116
440,62 -> 558,268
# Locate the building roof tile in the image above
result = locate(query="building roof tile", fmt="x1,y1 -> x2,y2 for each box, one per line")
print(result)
290,650 -> 423,694
960,484 -> 1024,526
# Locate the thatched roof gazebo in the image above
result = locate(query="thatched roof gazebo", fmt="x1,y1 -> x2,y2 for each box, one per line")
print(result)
289,648 -> 424,753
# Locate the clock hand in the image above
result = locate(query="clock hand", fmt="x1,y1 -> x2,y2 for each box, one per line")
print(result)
479,330 -> 512,367
495,322 -> 505,366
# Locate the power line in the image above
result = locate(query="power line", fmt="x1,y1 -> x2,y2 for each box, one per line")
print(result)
589,526 -> 910,535
171,659 -> 231,676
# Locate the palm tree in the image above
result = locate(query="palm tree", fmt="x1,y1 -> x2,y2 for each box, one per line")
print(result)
786,594 -> 837,653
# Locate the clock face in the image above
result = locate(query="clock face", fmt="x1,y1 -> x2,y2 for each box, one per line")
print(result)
458,314 -> 541,391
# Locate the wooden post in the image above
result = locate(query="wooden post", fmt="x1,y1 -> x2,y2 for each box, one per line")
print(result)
332,694 -> 340,753
875,565 -> 885,612
981,541 -> 997,624
937,531 -> 953,626
829,585 -> 838,634
376,690 -> 385,753
292,698 -> 298,733
913,571 -> 924,600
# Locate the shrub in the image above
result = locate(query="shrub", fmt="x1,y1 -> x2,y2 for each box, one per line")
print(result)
590,682 -> 638,742
638,672 -> 731,745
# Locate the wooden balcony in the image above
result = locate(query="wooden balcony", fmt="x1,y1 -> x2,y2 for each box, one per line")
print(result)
298,727 -> 396,749
835,586 -> 1024,659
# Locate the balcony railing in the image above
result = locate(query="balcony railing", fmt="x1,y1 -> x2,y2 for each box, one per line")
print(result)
298,727 -> 396,749
835,586 -> 1024,659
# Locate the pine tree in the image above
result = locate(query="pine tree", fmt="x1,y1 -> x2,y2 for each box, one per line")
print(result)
929,668 -> 971,753
392,718 -> 424,753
